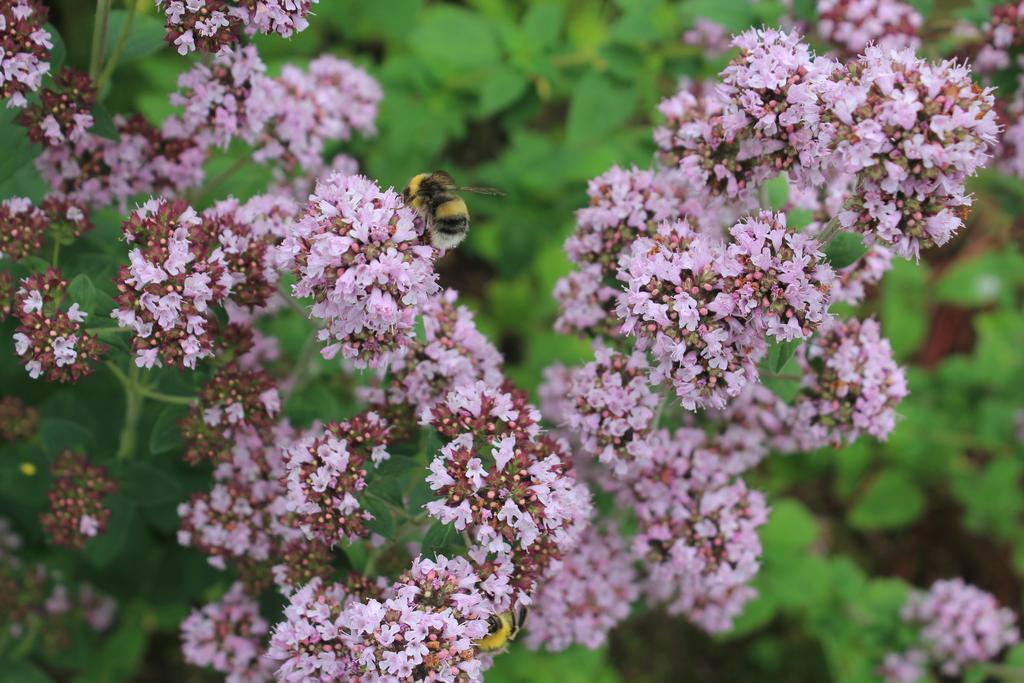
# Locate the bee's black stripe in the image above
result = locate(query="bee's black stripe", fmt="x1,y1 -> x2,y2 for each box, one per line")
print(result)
434,215 -> 468,235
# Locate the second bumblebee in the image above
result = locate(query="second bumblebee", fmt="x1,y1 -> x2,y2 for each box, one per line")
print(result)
402,170 -> 505,250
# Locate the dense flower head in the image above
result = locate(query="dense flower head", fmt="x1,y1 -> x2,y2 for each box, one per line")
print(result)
157,0 -> 243,55
792,317 -> 908,449
565,166 -> 690,278
178,424 -> 299,574
340,554 -> 491,682
426,432 -> 592,607
817,0 -> 922,57
181,582 -> 274,683
267,576 -> 361,681
565,343 -> 658,477
203,196 -> 284,311
112,198 -> 232,369
0,196 -> 47,260
367,289 -> 504,415
284,411 -> 391,546
0,395 -> 37,442
615,224 -> 767,411
172,44 -> 277,151
822,46 -> 999,259
269,537 -> 338,596
425,381 -> 541,442
12,269 -> 106,382
657,29 -> 834,202
901,578 -> 1020,676
16,67 -> 96,147
40,450 -> 117,549
37,114 -> 207,210
0,0 -> 51,108
284,172 -> 438,367
727,211 -> 834,340
553,263 -> 621,339
626,428 -> 768,632
180,363 -> 281,463
235,0 -> 318,38
256,57 -> 382,172
523,523 -> 638,652
976,2 -> 1024,73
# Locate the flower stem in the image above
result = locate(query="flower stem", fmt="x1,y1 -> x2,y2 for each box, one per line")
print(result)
135,386 -> 194,406
107,361 -> 143,460
95,0 -> 137,92
283,332 -> 321,406
51,240 -> 60,269
817,215 -> 843,247
89,0 -> 114,81
85,326 -> 131,335
197,156 -> 250,204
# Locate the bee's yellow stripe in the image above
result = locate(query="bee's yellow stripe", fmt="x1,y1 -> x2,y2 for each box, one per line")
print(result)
476,614 -> 514,652
435,197 -> 468,219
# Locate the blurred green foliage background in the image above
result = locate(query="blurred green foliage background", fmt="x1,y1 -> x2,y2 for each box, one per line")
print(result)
2,0 -> 1024,681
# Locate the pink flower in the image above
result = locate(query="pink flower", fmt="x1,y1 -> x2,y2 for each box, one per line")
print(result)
41,450 -> 117,549
181,582 -> 274,683
284,173 -> 438,368
817,0 -> 922,57
523,523 -> 638,651
0,0 -> 51,108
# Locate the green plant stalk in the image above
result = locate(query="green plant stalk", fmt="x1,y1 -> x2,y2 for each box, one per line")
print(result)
115,363 -> 143,459
51,240 -> 60,269
95,0 -> 137,92
135,385 -> 194,406
89,0 -> 114,80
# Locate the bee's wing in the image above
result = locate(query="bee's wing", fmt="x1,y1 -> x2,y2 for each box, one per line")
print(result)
457,185 -> 507,197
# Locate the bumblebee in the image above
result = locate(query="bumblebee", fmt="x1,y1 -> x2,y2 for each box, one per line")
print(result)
476,607 -> 528,653
402,170 -> 505,250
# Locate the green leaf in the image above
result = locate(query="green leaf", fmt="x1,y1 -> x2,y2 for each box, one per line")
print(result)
90,102 -> 120,141
881,259 -> 930,359
105,11 -> 166,64
420,521 -> 464,559
565,72 -> 637,147
149,405 -> 187,455
823,232 -> 868,269
477,67 -> 529,116
38,418 -> 95,457
117,461 -> 182,506
0,116 -> 40,186
362,493 -> 396,539
0,661 -> 53,683
848,469 -> 925,530
67,274 -> 97,313
83,494 -> 133,568
45,24 -> 66,72
763,174 -> 789,211
414,314 -> 427,344
409,7 -> 500,78
766,338 -> 801,374
761,498 -> 819,554
934,250 -> 1024,307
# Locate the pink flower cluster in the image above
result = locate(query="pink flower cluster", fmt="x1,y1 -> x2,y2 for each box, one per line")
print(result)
37,113 -> 206,210
824,46 -> 999,259
0,0 -> 51,108
283,411 -> 391,547
16,68 -> 95,147
564,343 -> 658,476
626,428 -> 768,633
615,214 -> 831,410
0,196 -> 48,260
283,172 -> 438,368
157,0 -> 318,55
41,450 -> 117,549
365,289 -> 504,419
342,555 -> 492,681
0,395 -> 37,443
656,29 -> 829,203
256,56 -> 382,173
816,0 -> 922,57
887,579 -> 1020,678
553,263 -> 620,338
791,317 -> 908,449
180,363 -> 281,463
425,427 -> 592,607
112,199 -> 232,369
523,524 -> 638,652
171,44 -> 277,150
976,2 -> 1024,73
12,269 -> 106,382
180,582 -> 274,683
